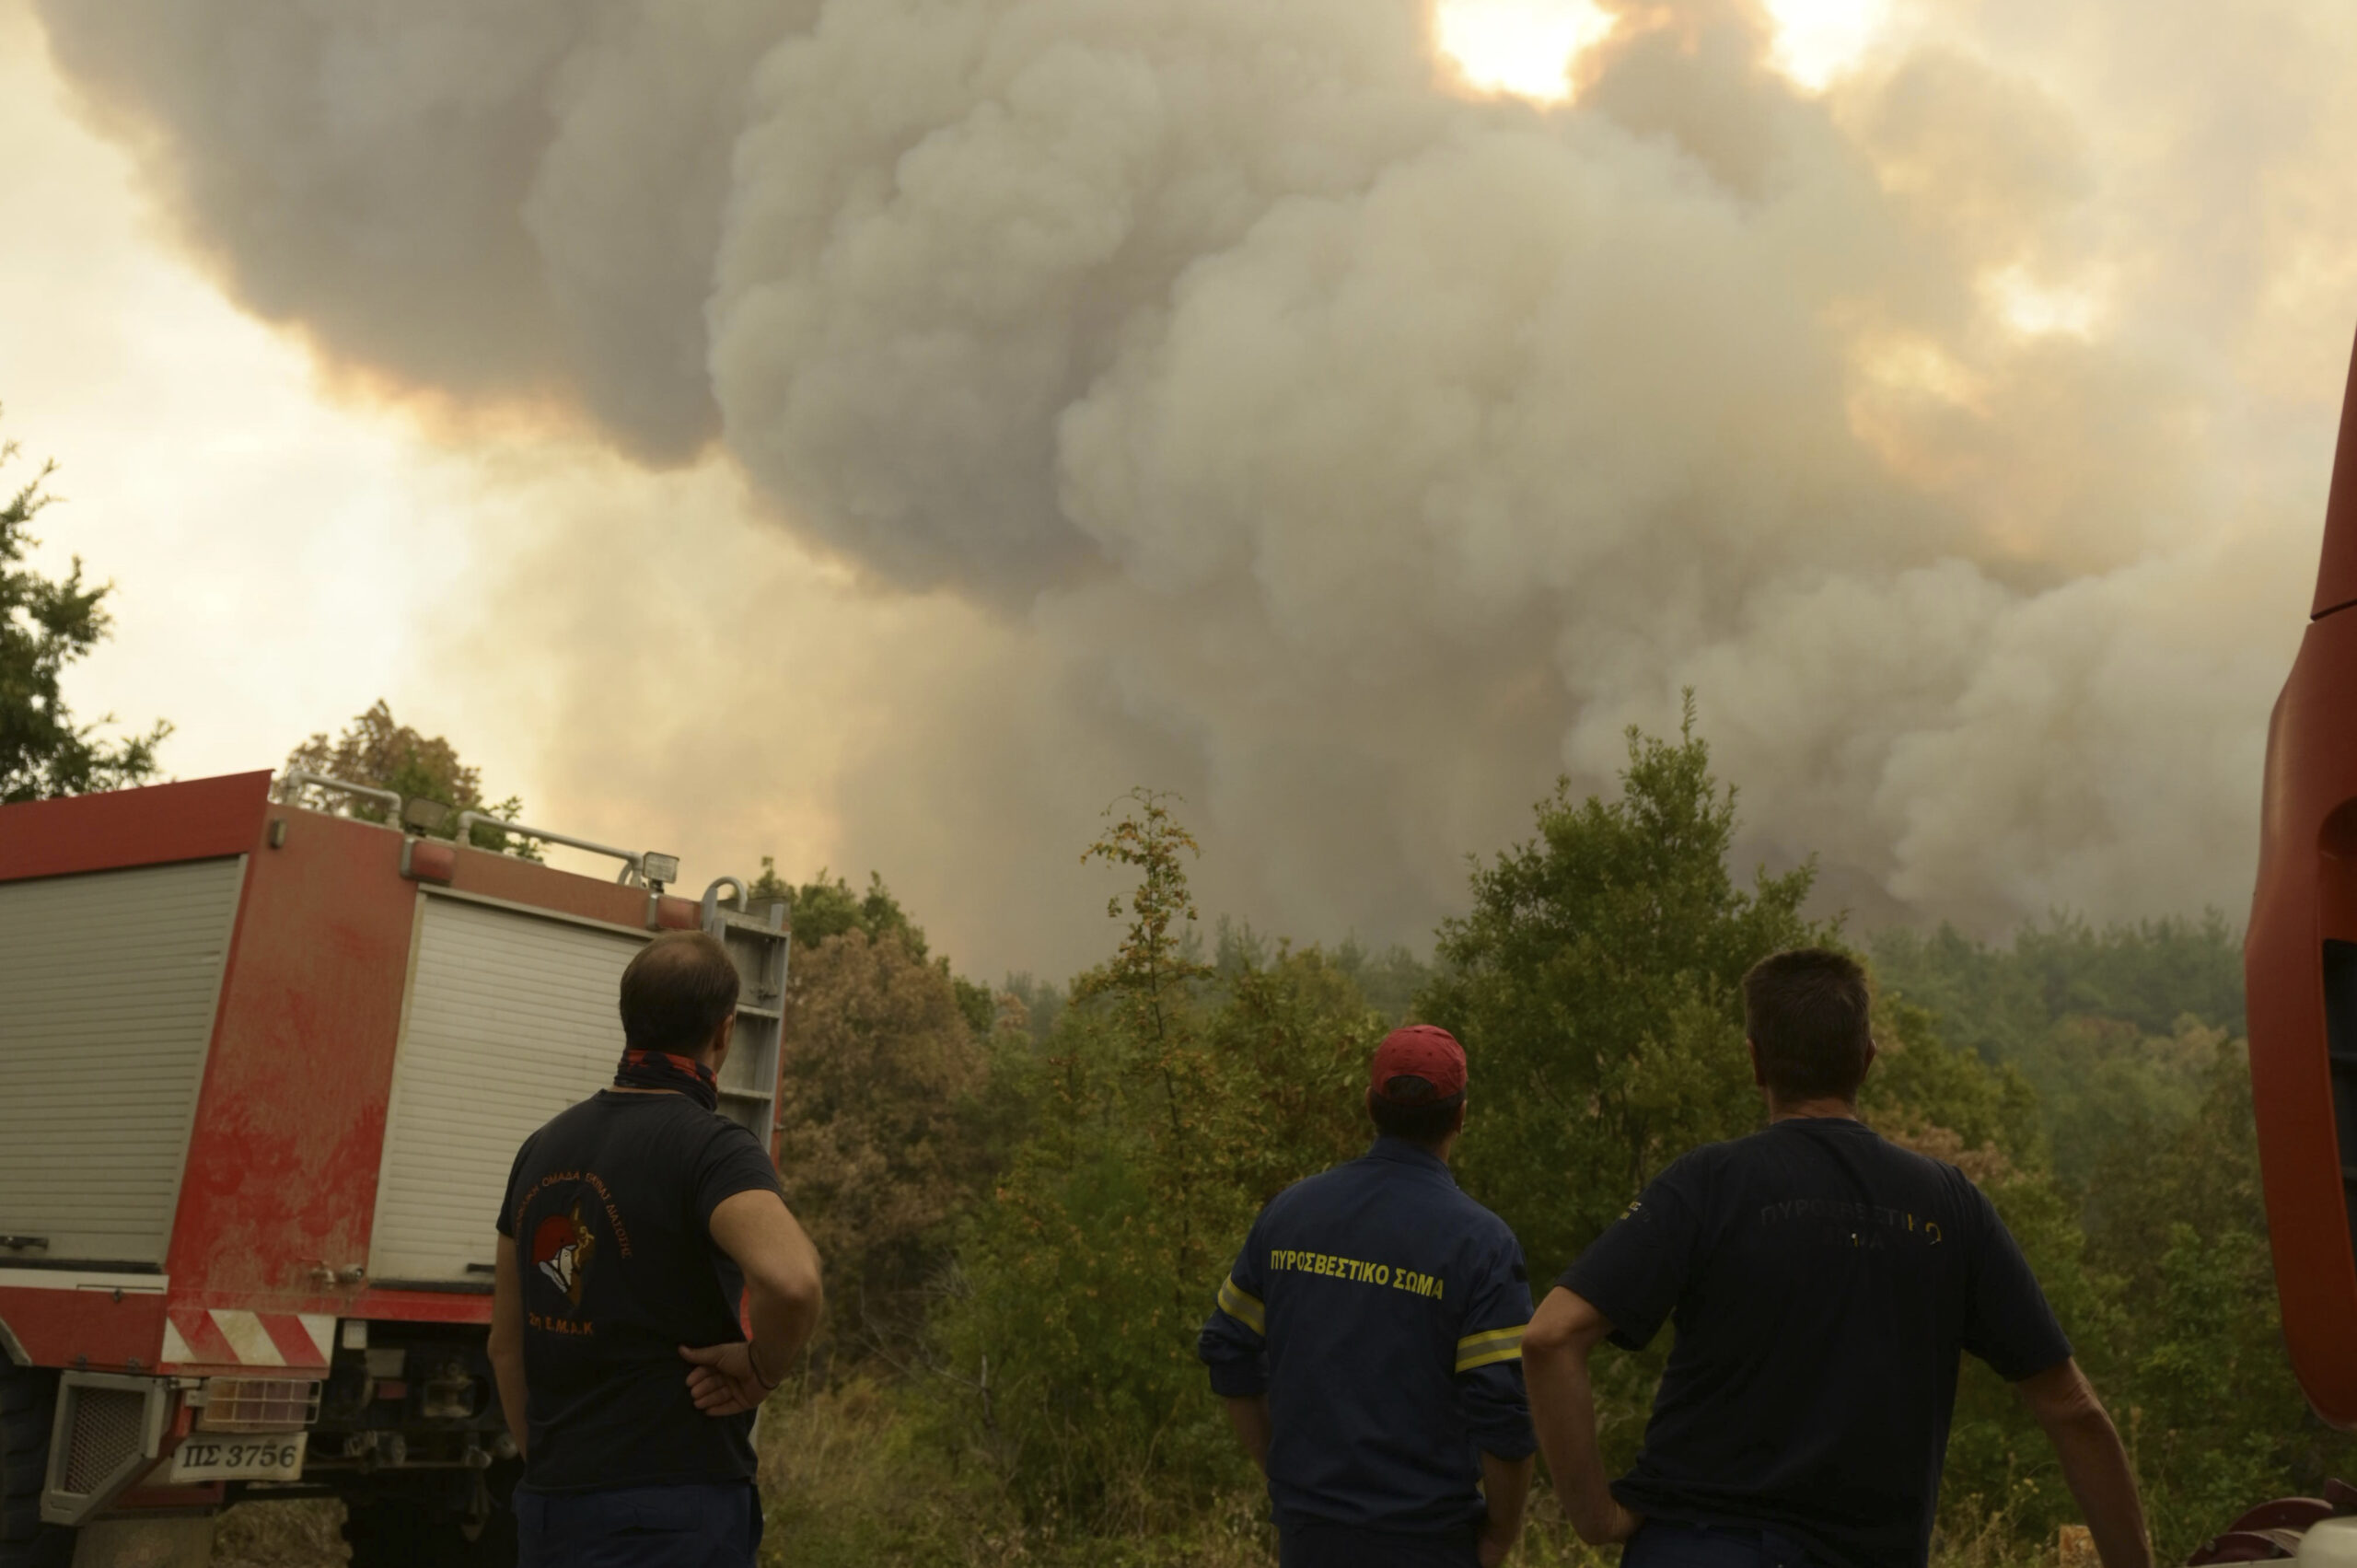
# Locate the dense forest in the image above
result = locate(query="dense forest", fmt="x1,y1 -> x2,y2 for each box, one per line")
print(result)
176,699 -> 2339,1568
720,713 -> 2335,1568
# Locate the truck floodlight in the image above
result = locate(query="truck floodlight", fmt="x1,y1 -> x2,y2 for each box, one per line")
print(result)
641,852 -> 681,890
400,797 -> 452,835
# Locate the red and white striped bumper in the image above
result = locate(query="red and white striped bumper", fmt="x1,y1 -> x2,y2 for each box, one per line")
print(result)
161,1308 -> 336,1370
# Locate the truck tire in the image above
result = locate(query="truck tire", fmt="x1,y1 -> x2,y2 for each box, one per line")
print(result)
341,1493 -> 517,1568
0,1365 -> 69,1568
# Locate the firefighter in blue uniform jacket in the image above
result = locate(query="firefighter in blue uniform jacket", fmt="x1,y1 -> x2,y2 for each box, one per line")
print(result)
1198,1025 -> 1535,1568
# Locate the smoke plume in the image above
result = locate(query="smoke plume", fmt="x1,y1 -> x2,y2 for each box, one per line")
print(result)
34,0 -> 2357,971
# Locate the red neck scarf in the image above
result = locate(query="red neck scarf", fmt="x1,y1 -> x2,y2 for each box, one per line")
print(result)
614,1049 -> 718,1112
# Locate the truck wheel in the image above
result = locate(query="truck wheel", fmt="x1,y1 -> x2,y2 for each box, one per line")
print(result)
341,1493 -> 517,1568
0,1365 -> 69,1568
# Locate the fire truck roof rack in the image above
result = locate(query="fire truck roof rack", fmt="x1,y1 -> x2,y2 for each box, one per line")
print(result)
451,809 -> 648,887
282,769 -> 671,889
282,769 -> 401,816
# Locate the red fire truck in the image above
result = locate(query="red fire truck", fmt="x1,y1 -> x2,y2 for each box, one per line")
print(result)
2251,328 -> 2357,1436
0,776 -> 788,1565
2201,332 -> 2357,1565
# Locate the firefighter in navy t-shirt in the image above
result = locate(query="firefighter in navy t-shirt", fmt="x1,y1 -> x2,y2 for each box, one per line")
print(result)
1524,948 -> 2153,1568
489,932 -> 825,1568
1198,1026 -> 1536,1568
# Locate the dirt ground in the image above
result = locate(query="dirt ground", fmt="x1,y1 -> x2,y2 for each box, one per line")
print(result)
208,1501 -> 348,1567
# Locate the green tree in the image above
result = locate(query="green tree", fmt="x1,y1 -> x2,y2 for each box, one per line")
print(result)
1329,936 -> 1434,1028
1861,996 -> 2116,1556
744,703 -> 2339,1566
1872,915 -> 2245,1188
775,923 -> 997,1371
752,862 -> 923,950
931,792 -> 1377,1534
278,700 -> 535,854
749,860 -> 997,1038
1859,994 -> 2046,1174
1419,700 -> 1825,1275
1069,789 -> 1223,1305
1000,971 -> 1067,1044
1202,942 -> 1389,1207
2076,1047 -> 2357,1558
0,420 -> 168,800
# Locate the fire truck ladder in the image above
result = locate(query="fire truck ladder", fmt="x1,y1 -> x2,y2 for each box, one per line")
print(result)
699,877 -> 790,1143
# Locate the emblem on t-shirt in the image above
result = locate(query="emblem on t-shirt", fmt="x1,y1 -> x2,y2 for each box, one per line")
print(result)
531,1199 -> 598,1305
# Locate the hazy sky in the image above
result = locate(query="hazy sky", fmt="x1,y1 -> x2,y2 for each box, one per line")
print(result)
2,0 -> 472,776
7,0 -> 2353,981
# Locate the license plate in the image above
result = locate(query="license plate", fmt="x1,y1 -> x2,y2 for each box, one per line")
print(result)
168,1433 -> 307,1482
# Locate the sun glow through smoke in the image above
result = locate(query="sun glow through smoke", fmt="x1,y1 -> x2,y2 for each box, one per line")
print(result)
1983,266 -> 2106,339
1762,0 -> 1890,89
1436,0 -> 1891,102
1434,0 -> 1615,102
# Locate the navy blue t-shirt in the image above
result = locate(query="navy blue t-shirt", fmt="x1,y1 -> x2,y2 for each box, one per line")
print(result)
496,1089 -> 784,1493
1199,1139 -> 1535,1544
1558,1116 -> 2071,1568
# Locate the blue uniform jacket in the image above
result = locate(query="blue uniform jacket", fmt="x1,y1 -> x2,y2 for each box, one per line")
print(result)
1197,1137 -> 1536,1534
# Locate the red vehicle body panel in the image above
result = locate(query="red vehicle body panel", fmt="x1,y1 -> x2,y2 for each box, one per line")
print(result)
0,777 -> 714,1376
165,796 -> 424,1328
2250,330 -> 2357,1429
0,1287 -> 170,1371
0,771 -> 272,882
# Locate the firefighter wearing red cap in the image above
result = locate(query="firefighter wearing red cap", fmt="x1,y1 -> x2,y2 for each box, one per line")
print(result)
1198,1025 -> 1536,1568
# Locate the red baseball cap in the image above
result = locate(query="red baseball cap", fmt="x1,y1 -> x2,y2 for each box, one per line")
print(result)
1370,1025 -> 1467,1104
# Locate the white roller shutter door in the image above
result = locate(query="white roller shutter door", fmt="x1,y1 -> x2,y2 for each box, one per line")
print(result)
367,896 -> 645,1283
0,858 -> 245,1266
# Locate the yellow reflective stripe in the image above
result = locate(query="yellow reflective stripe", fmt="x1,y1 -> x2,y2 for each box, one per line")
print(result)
1454,1322 -> 1527,1373
1457,1342 -> 1525,1373
1217,1276 -> 1266,1335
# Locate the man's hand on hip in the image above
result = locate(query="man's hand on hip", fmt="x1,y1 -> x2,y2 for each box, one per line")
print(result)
679,1341 -> 773,1416
1591,1502 -> 1644,1545
1524,1288 -> 1643,1548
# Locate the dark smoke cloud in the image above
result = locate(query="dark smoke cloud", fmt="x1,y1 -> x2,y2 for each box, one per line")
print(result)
36,0 -> 2357,972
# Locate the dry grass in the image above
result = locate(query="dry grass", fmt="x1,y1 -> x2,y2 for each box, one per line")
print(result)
190,1427 -> 2063,1568
755,1377 -> 1281,1567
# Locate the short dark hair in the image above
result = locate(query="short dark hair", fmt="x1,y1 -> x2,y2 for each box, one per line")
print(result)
1742,947 -> 1873,1101
619,932 -> 741,1055
1368,1076 -> 1467,1144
